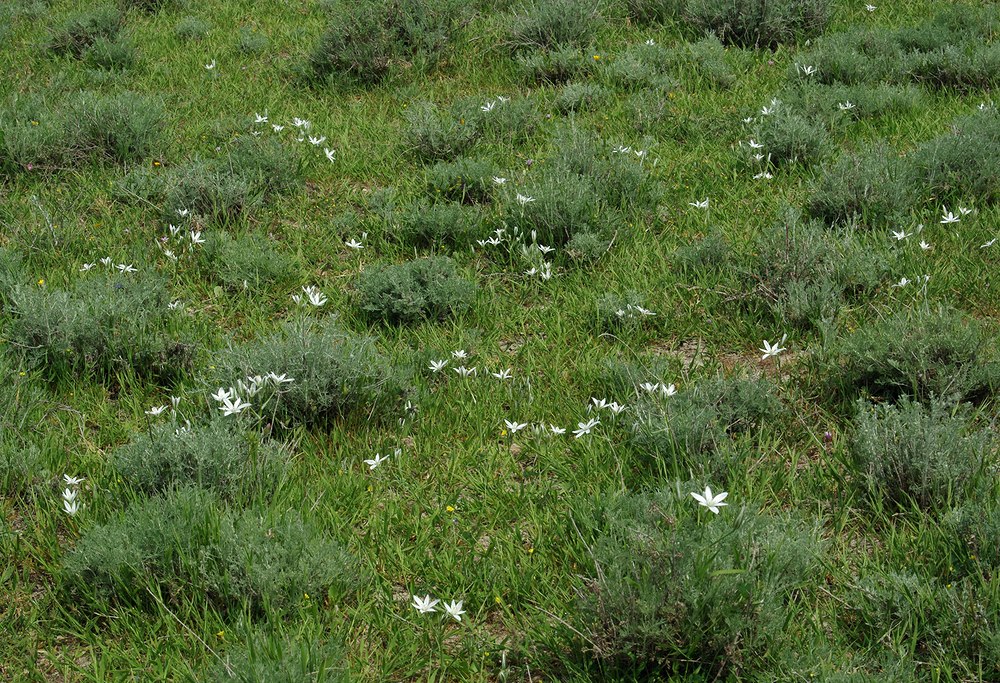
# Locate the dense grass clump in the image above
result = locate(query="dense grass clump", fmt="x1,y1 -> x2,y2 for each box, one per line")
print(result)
356,256 -> 476,324
630,375 -> 782,481
63,487 -> 358,616
5,273 -> 192,384
571,485 -> 823,678
823,307 -> 1000,405
849,399 -> 992,512
393,201 -> 484,247
506,0 -> 600,53
114,420 -> 291,502
210,319 -> 410,429
0,352 -> 49,496
403,101 -> 479,161
684,0 -> 829,48
750,105 -> 828,167
910,107 -> 1000,206
424,157 -> 497,204
806,143 -> 914,228
207,629 -> 348,683
309,0 -> 461,85
518,46 -> 593,84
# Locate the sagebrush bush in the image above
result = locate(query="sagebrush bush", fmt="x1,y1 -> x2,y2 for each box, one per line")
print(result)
0,91 -> 163,170
114,420 -> 291,501
47,7 -> 122,58
403,101 -> 479,161
197,232 -> 301,292
0,246 -> 25,308
309,0 -> 460,84
393,201 -> 483,247
555,83 -> 610,114
210,319 -> 410,429
601,42 -> 677,92
356,256 -> 476,324
424,157 -> 496,204
63,487 -> 358,616
782,83 -> 925,123
82,36 -> 138,70
625,0 -> 682,25
751,106 -> 828,167
236,28 -> 269,55
945,503 -> 1000,572
744,211 -> 887,328
684,0 -> 829,48
806,144 -> 914,229
573,485 -> 823,677
174,16 -> 211,41
5,273 -> 192,383
823,306 -> 1000,404
208,629 -> 348,683
506,172 -> 603,246
910,108 -> 1000,206
850,399 -> 992,511
548,126 -> 656,211
518,46 -> 593,85
506,0 -> 600,53
630,375 -> 782,481
565,231 -> 610,263
673,230 -> 729,275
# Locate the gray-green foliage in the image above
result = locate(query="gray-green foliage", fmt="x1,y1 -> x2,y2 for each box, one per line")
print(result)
114,420 -> 291,501
46,7 -> 122,58
309,0 -> 461,85
506,0 -> 600,53
356,256 -> 476,323
910,107 -> 1000,205
210,319 -> 410,429
174,16 -> 211,41
683,0 -> 829,48
555,83 -> 611,114
850,399 -> 993,511
631,375 -> 782,481
63,487 -> 358,616
574,485 -> 823,677
5,273 -> 192,383
806,143 -> 914,228
744,212 -> 887,328
751,105 -> 828,167
197,232 -> 301,291
824,306 -> 1000,404
518,46 -> 593,84
424,157 -> 497,204
393,201 -> 484,247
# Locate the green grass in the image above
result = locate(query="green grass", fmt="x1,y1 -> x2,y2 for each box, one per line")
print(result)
3,0 -> 1000,680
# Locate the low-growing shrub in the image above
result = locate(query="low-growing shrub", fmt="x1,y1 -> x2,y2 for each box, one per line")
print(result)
174,16 -> 211,41
506,0 -> 600,53
593,291 -> 658,335
744,212 -> 886,328
506,172 -> 603,246
555,83 -> 611,114
393,201 -> 483,247
625,0 -> 683,26
207,629 -> 348,683
63,487 -> 358,616
309,0 -> 460,85
823,306 -> 1000,404
403,101 -> 479,161
806,144 -> 914,229
673,230 -> 729,275
210,319 -> 409,429
630,375 -> 782,481
5,273 -> 193,383
945,504 -> 1000,572
47,7 -> 122,58
565,231 -> 610,263
910,108 -> 1000,206
0,353 -> 49,496
549,127 -> 656,211
751,106 -> 828,167
782,83 -> 925,123
684,0 -> 829,48
601,42 -> 677,92
197,232 -> 301,292
236,28 -> 269,55
82,36 -> 138,70
114,420 -> 291,501
356,256 -> 476,324
573,485 -> 823,677
424,157 -> 496,204
850,399 -> 992,511
518,46 -> 593,85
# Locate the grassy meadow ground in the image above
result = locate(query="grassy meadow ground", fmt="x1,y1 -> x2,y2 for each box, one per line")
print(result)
2,0 -> 1000,680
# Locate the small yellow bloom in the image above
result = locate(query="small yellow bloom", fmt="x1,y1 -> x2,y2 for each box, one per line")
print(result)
37,279 -> 45,285
216,631 -> 225,640
593,55 -> 600,61
527,548 -> 534,554
494,596 -> 502,605
304,592 -> 310,600
446,505 -> 455,513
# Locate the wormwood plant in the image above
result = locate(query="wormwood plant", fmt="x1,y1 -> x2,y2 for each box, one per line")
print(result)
114,420 -> 291,502
822,306 -> 1000,405
572,484 -> 823,678
849,399 -> 993,512
555,83 -> 611,114
356,256 -> 476,324
910,107 -> 1000,206
210,319 -> 410,430
309,0 -> 461,85
197,232 -> 301,292
744,212 -> 887,329
5,273 -> 193,384
393,201 -> 484,247
682,0 -> 829,48
750,105 -> 828,167
63,487 -> 358,616
630,375 -> 782,481
403,101 -> 479,161
424,157 -> 496,204
518,47 -> 593,85
46,7 -> 122,58
505,0 -> 600,53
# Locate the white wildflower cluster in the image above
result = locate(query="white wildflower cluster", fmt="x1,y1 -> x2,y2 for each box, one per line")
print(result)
479,95 -> 509,113
293,285 -> 328,308
157,214 -> 205,262
211,373 -> 294,417
80,257 -> 136,273
638,381 -> 677,397
412,594 -> 466,622
252,112 -> 335,163
614,303 -> 655,320
61,474 -> 85,517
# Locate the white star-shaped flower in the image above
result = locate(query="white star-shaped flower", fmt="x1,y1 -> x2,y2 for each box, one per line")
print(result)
412,594 -> 439,614
691,486 -> 728,514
